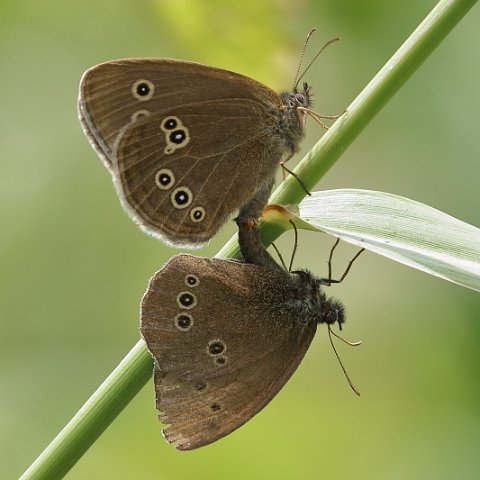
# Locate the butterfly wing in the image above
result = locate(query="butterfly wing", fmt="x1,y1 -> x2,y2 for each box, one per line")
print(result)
141,254 -> 317,450
112,99 -> 285,246
79,59 -> 290,246
78,58 -> 282,169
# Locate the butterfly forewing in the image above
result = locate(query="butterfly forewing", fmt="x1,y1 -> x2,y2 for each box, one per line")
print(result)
78,58 -> 282,169
141,254 -> 317,450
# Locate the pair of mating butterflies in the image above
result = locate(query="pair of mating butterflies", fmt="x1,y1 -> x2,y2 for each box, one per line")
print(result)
78,50 -> 351,450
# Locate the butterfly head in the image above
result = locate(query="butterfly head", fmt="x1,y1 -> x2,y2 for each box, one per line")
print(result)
291,269 -> 346,330
318,295 -> 346,330
277,82 -> 313,151
281,82 -> 313,110
293,82 -> 313,108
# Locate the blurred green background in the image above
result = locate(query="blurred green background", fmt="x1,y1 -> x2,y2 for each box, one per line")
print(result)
1,1 -> 479,479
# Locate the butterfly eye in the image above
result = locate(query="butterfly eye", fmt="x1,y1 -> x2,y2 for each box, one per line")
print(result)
162,117 -> 178,130
130,109 -> 150,122
176,291 -> 197,309
169,130 -> 187,144
193,380 -> 208,392
185,274 -> 199,287
190,207 -> 205,223
171,187 -> 193,209
131,79 -> 154,101
161,118 -> 190,155
207,339 -> 226,356
155,169 -> 175,190
174,313 -> 193,331
214,356 -> 227,366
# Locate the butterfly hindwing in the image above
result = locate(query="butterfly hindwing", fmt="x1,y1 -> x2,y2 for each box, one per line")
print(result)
140,254 -> 317,450
113,100 -> 285,246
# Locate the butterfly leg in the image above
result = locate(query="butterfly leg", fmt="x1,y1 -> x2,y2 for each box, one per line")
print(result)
279,161 -> 311,196
270,243 -> 288,271
297,106 -> 346,130
321,238 -> 365,286
254,219 -> 298,273
287,220 -> 299,273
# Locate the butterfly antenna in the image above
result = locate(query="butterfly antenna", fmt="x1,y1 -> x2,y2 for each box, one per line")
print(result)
292,28 -> 317,91
271,242 -> 288,271
294,36 -> 340,90
280,162 -> 311,196
288,220 -> 299,273
328,326 -> 361,396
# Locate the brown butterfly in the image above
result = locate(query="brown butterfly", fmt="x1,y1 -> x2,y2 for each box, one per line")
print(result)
78,34 -> 340,247
140,220 -> 358,450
